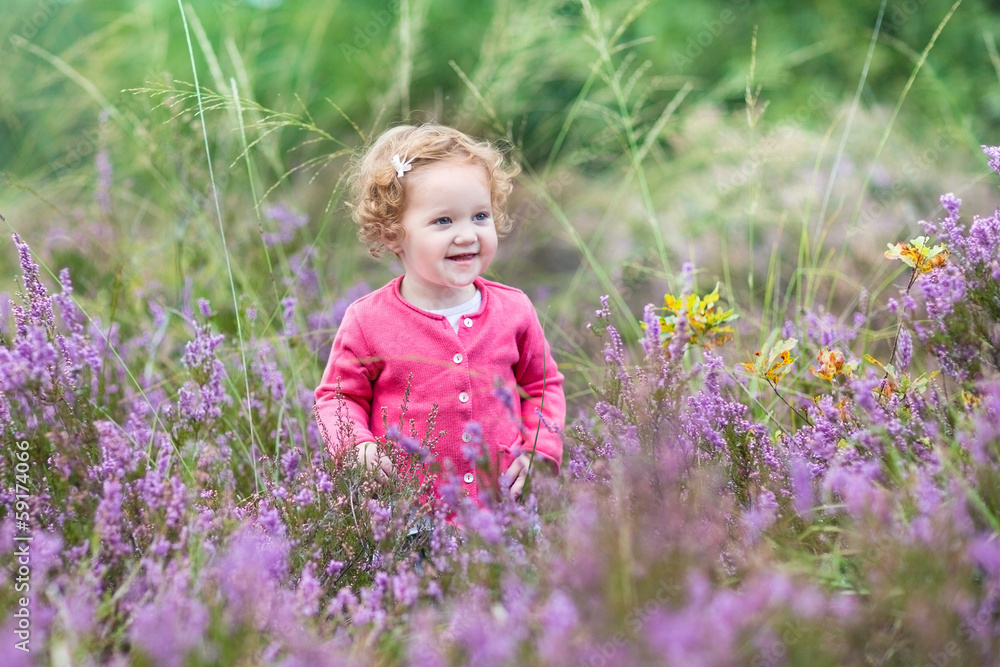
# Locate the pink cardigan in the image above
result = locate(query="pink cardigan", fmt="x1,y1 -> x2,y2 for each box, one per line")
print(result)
314,276 -> 565,504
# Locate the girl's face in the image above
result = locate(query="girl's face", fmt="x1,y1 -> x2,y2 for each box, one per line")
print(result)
388,160 -> 498,310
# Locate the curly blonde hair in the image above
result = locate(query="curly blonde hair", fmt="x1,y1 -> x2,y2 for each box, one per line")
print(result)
348,124 -> 521,258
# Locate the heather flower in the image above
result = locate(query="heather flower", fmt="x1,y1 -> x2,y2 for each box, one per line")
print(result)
390,568 -> 420,608
922,193 -> 966,254
287,246 -> 320,298
216,526 -> 291,626
281,448 -> 300,479
327,587 -> 358,619
95,479 -> 130,557
640,302 -> 662,361
12,233 -> 55,336
354,573 -> 389,628
368,500 -> 393,542
895,325 -> 913,372
785,307 -> 859,348
461,421 -> 486,463
170,314 -> 230,432
252,339 -> 286,403
262,202 -> 308,246
917,262 -> 966,324
538,589 -> 579,663
95,148 -> 113,216
983,144 -> 1000,174
788,456 -> 815,519
743,488 -> 779,543
296,562 -> 322,617
0,325 -> 59,394
969,536 -> 1000,595
305,281 -> 371,352
593,399 -> 636,453
822,461 -> 887,520
93,420 -> 138,481
293,488 -> 314,506
52,268 -> 85,337
282,296 -> 298,337
129,590 -> 208,667
386,424 -> 433,463
465,505 -> 504,544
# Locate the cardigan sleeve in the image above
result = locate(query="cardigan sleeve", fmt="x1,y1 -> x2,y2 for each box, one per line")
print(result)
314,304 -> 380,455
513,302 -> 566,473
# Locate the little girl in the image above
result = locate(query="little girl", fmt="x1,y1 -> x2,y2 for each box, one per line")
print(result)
314,123 -> 565,504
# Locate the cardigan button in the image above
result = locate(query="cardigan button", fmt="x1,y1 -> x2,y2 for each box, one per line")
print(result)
458,392 -> 470,403
462,432 -> 471,442
463,317 -> 473,328
453,353 -> 463,364
463,472 -> 474,484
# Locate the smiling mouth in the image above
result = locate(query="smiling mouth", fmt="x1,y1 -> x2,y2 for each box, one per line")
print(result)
447,253 -> 477,261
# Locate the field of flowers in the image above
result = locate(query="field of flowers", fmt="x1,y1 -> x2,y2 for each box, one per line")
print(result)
3,0 -> 1000,665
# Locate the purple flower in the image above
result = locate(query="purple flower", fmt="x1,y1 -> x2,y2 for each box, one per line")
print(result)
170,316 -> 230,432
216,525 -> 291,625
789,456 -> 815,519
258,503 -> 286,536
262,202 -> 308,246
895,325 -> 913,372
95,147 -> 113,216
296,562 -> 322,617
129,591 -> 208,667
368,500 -> 393,542
197,298 -> 212,319
305,280 -> 370,353
327,587 -> 357,619
538,589 -> 579,663
641,303 -> 662,360
281,448 -> 300,479
95,479 -> 130,557
391,568 -> 420,608
466,506 -> 503,544
743,489 -> 778,543
786,307 -> 859,348
282,296 -> 298,337
822,461 -> 886,520
461,421 -> 486,463
293,488 -> 314,506
387,424 -> 433,463
12,234 -> 55,337
983,144 -> 1000,174
492,381 -> 517,420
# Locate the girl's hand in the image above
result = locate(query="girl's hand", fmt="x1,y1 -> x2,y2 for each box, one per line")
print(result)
502,453 -> 533,501
356,441 -> 396,482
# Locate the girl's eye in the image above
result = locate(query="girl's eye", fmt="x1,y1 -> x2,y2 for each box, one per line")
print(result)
433,217 -> 452,226
474,212 -> 491,221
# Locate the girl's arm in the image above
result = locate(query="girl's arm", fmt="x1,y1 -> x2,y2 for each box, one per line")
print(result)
514,307 -> 566,473
314,306 -> 380,456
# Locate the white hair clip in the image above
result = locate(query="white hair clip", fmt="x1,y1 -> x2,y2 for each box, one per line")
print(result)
391,153 -> 414,178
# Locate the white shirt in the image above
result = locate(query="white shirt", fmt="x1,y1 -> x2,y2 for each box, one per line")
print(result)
428,289 -> 482,332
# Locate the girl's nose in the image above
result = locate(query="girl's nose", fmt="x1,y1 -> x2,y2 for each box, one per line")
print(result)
453,223 -> 475,244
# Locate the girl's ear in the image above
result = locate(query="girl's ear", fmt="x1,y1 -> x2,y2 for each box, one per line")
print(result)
382,229 -> 402,255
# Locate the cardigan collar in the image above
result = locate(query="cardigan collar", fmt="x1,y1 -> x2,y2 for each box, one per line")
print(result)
390,275 -> 489,320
